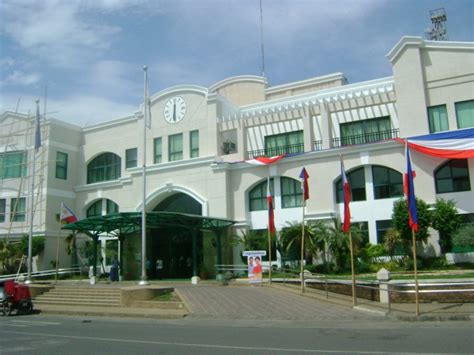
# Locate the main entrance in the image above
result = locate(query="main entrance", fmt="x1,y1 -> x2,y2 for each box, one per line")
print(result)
150,193 -> 202,279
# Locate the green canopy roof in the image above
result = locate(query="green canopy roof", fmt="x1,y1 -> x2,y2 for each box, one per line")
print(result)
62,211 -> 235,235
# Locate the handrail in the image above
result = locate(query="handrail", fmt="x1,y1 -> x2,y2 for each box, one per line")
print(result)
0,267 -> 83,282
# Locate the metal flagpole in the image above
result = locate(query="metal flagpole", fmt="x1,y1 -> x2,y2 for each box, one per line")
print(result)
300,198 -> 305,293
348,230 -> 357,306
412,229 -> 420,316
139,66 -> 149,286
55,203 -> 63,283
26,99 -> 40,284
267,175 -> 272,284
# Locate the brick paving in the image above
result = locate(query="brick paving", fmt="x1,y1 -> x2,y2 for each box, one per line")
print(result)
175,284 -> 381,320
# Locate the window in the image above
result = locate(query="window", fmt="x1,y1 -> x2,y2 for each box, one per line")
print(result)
0,199 -> 5,223
154,137 -> 162,164
376,220 -> 392,244
190,130 -> 199,158
87,199 -> 119,217
372,166 -> 403,199
249,179 -> 274,211
455,100 -> 474,129
340,117 -> 391,146
106,199 -> 119,214
87,153 -> 121,184
10,197 -> 26,222
336,167 -> 366,203
125,148 -> 137,169
169,134 -> 183,161
55,151 -> 68,179
435,159 -> 471,193
265,131 -> 304,156
280,177 -> 303,208
0,151 -> 27,179
428,105 -> 449,133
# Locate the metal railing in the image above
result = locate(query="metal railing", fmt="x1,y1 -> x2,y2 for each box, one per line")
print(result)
332,128 -> 399,148
313,140 -> 323,151
0,267 -> 83,282
247,143 -> 305,159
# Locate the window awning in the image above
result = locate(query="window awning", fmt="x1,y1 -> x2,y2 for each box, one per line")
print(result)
62,211 -> 235,235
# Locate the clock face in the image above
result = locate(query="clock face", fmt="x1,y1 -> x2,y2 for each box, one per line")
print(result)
163,96 -> 186,123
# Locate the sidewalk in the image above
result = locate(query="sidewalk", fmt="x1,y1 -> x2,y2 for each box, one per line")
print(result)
31,279 -> 474,321
269,282 -> 474,321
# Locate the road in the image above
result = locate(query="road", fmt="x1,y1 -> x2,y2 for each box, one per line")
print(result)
0,314 -> 472,354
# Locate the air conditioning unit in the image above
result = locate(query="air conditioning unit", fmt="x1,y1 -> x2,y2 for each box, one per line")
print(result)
222,141 -> 236,155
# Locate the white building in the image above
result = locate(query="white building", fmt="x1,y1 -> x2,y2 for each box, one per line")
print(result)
1,36 -> 473,278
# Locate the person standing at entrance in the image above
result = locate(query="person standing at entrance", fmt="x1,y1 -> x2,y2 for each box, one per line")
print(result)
110,258 -> 120,282
156,259 -> 163,279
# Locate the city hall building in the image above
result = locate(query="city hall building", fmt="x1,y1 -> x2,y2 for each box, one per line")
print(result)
1,36 -> 473,279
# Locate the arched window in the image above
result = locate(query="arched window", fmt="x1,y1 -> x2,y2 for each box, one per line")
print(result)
87,153 -> 121,184
336,167 -> 366,203
87,199 -> 119,217
435,159 -> 471,193
281,177 -> 303,208
372,166 -> 403,199
249,179 -> 274,211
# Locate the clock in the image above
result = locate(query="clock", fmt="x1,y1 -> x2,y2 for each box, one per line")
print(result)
163,96 -> 186,123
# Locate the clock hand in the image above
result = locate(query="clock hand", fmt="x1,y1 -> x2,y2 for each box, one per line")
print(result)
173,103 -> 176,122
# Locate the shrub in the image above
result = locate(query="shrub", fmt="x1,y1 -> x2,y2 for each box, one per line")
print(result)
452,225 -> 474,248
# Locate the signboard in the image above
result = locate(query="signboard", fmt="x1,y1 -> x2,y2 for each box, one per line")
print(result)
243,250 -> 266,284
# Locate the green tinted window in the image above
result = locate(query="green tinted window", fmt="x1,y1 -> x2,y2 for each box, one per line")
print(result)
428,105 -> 449,133
56,151 -> 68,179
456,100 -> 474,129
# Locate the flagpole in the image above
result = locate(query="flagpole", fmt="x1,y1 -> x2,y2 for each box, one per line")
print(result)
300,198 -> 305,293
55,203 -> 63,283
412,229 -> 420,316
267,176 -> 272,284
26,99 -> 40,284
348,230 -> 357,306
139,66 -> 149,286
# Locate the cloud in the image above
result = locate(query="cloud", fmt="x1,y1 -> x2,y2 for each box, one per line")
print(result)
1,70 -> 42,86
0,91 -> 138,126
1,0 -> 121,67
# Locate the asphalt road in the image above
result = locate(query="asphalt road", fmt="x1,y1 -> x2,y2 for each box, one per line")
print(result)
0,314 -> 472,354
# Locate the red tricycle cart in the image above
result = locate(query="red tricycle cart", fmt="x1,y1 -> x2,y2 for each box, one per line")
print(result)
1,280 -> 34,316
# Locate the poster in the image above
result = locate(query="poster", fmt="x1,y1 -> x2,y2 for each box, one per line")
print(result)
243,250 -> 266,284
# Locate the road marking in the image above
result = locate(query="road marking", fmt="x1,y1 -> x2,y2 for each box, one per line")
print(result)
10,320 -> 61,325
0,324 -> 27,328
0,330 -> 458,354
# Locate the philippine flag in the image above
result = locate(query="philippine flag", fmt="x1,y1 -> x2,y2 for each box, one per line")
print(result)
404,143 -> 418,232
397,128 -> 474,159
340,158 -> 351,233
267,177 -> 276,236
299,167 -> 309,201
60,203 -> 78,224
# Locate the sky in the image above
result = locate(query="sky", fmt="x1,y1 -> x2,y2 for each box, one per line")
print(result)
0,0 -> 473,127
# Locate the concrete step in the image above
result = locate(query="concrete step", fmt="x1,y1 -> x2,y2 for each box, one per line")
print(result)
35,295 -> 120,302
131,300 -> 185,309
43,291 -> 120,297
33,299 -> 120,307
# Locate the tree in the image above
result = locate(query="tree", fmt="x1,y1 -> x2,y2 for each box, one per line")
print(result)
19,235 -> 45,257
452,225 -> 474,249
431,198 -> 462,254
383,227 -> 402,259
279,221 -> 316,265
392,198 -> 431,255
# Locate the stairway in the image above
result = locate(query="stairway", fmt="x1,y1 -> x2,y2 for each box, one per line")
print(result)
33,286 -> 122,307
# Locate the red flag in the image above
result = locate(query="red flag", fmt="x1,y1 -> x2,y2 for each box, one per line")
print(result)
247,154 -> 286,165
404,142 -> 418,232
267,177 -> 276,236
299,167 -> 309,201
340,158 -> 351,233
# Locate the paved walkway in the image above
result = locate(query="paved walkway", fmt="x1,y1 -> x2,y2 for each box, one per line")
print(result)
175,284 -> 381,320
29,279 -> 474,321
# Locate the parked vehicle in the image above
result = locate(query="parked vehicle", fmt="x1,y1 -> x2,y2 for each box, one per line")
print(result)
1,280 -> 33,316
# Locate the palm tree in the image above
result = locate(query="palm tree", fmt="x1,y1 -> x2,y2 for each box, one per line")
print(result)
279,221 -> 317,265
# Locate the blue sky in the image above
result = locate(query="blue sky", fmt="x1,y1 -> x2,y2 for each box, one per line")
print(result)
1,0 -> 473,126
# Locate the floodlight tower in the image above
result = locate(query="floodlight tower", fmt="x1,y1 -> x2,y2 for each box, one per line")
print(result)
425,8 -> 448,41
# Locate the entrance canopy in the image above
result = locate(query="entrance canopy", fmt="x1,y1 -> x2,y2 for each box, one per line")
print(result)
62,211 -> 235,235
